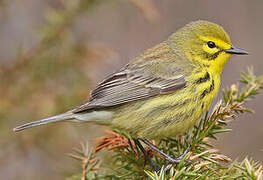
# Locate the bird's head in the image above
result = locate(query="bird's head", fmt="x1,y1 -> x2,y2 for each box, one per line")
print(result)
169,20 -> 248,74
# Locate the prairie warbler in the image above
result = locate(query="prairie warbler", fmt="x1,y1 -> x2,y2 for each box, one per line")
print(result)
14,20 -> 248,167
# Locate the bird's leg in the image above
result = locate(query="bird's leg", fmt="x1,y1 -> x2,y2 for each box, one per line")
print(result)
128,138 -> 138,155
133,139 -> 160,172
139,139 -> 190,164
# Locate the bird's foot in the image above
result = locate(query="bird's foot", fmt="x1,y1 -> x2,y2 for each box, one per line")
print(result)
162,146 -> 191,173
133,139 -> 161,172
139,139 -> 191,173
165,145 -> 191,164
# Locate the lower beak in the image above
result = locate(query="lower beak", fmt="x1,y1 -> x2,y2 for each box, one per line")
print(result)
224,46 -> 248,55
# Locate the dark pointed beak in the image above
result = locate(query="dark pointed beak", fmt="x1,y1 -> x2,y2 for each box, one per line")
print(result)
224,46 -> 248,55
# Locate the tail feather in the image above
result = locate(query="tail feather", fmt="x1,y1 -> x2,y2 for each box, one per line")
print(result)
13,111 -> 74,132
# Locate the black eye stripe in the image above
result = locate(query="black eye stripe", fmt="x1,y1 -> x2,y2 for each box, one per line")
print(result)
207,41 -> 216,48
206,50 -> 224,60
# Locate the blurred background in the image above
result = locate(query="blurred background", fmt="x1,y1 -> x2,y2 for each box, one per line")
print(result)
0,0 -> 262,179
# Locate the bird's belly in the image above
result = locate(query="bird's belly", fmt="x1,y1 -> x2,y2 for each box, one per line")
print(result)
140,97 -> 213,139
112,95 -> 210,139
111,77 -> 219,139
152,94 -> 215,139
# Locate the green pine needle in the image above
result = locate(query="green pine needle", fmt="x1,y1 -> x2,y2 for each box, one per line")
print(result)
68,69 -> 263,180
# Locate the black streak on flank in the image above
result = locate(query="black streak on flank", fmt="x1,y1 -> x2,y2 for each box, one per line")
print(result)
200,79 -> 215,99
195,72 -> 210,84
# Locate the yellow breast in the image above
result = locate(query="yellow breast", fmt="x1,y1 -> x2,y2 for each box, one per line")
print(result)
111,69 -> 220,139
142,71 -> 220,139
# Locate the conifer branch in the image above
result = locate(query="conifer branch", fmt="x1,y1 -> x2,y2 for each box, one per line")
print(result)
68,68 -> 263,180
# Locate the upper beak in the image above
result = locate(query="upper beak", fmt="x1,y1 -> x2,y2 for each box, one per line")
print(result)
224,46 -> 248,55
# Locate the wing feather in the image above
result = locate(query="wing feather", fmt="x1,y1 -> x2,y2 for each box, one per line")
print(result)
73,42 -> 189,113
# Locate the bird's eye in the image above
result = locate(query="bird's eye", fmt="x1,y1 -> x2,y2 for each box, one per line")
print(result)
207,41 -> 216,48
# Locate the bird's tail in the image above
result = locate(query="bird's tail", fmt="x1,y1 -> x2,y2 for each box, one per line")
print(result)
13,111 -> 75,132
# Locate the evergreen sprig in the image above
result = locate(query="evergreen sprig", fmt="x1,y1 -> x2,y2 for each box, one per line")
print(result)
68,69 -> 263,180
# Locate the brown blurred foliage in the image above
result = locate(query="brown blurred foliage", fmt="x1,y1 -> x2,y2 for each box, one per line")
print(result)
0,0 -> 159,179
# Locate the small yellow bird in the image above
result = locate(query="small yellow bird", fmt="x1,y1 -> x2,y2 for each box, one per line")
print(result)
14,20 -> 247,167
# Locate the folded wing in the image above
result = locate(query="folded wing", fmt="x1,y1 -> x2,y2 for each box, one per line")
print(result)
73,42 -> 189,113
